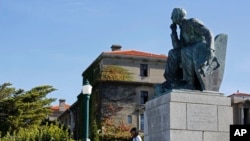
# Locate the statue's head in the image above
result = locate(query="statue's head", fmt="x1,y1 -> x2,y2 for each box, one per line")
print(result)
171,8 -> 187,24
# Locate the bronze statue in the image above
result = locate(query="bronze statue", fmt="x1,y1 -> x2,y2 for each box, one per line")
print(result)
156,8 -> 228,95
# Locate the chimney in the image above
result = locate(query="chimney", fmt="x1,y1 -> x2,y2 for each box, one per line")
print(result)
111,44 -> 122,51
59,99 -> 66,112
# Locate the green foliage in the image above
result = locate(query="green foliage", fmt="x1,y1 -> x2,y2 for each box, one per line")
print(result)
82,61 -> 101,85
0,83 -> 56,136
0,122 -> 74,141
101,118 -> 131,140
83,64 -> 134,85
91,120 -> 100,141
100,65 -> 133,81
89,90 -> 100,141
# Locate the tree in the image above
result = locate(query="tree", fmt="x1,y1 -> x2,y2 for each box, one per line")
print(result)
0,83 -> 56,136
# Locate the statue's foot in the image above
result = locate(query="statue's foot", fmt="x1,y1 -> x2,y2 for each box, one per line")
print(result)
162,81 -> 172,89
154,83 -> 168,96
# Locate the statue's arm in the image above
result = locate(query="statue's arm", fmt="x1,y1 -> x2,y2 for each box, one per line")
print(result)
192,19 -> 213,50
170,23 -> 181,49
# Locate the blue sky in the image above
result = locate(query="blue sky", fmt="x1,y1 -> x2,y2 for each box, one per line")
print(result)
1,0 -> 250,105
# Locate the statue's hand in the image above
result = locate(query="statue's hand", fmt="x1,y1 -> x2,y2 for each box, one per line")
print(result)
170,23 -> 177,32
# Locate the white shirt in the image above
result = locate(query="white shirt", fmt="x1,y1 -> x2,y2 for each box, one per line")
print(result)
133,135 -> 142,141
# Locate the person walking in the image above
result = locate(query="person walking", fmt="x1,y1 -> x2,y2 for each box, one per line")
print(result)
130,127 -> 142,141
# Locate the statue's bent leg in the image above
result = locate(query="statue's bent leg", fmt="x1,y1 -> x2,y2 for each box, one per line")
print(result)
193,42 -> 211,68
181,46 -> 195,89
164,48 -> 181,81
163,49 -> 181,89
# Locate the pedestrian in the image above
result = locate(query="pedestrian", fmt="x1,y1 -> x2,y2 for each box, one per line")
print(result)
130,127 -> 142,141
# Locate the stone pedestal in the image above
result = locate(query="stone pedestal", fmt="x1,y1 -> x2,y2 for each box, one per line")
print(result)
144,90 -> 232,141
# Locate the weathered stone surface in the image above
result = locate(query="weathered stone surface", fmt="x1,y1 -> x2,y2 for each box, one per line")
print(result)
170,130 -> 203,141
145,130 -> 203,141
170,102 -> 186,129
144,136 -> 149,141
146,103 -> 169,134
147,130 -> 169,141
146,101 -> 186,134
187,104 -> 217,131
218,106 -> 233,131
147,90 -> 230,110
145,130 -> 170,141
145,130 -> 229,141
170,90 -> 230,106
146,92 -> 170,110
145,91 -> 232,141
203,132 -> 229,141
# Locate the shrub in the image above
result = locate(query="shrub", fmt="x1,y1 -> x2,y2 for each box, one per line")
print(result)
0,122 -> 74,141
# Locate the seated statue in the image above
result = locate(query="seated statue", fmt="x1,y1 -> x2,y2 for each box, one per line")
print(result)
155,8 -> 228,96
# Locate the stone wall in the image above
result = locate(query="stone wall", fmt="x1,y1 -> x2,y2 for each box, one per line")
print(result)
144,90 -> 233,141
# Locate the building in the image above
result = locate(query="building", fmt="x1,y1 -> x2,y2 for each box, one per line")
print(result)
229,90 -> 250,125
58,45 -> 167,140
49,99 -> 70,121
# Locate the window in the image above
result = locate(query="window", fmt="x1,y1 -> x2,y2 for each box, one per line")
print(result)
244,108 -> 250,124
140,114 -> 144,131
140,91 -> 148,104
128,115 -> 132,124
140,64 -> 148,77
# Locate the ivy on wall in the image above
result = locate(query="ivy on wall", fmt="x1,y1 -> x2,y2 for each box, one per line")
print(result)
100,65 -> 133,81
85,65 -> 134,140
83,64 -> 134,85
100,103 -> 132,140
83,61 -> 100,85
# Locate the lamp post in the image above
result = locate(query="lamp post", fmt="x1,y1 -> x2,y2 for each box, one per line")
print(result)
82,79 -> 92,141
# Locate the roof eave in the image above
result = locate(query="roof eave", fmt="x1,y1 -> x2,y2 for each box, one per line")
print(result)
102,53 -> 167,62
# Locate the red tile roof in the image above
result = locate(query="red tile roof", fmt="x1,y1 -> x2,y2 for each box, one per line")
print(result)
104,50 -> 167,59
50,104 -> 70,111
228,92 -> 250,97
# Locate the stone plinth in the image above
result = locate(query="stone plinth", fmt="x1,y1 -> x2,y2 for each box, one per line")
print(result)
144,90 -> 232,141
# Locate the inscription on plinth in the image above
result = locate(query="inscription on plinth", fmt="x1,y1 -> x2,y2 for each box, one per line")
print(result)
187,104 -> 217,131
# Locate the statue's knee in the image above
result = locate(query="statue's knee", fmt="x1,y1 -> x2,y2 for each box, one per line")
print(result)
181,48 -> 192,59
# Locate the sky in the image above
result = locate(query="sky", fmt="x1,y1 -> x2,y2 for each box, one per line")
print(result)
1,0 -> 250,106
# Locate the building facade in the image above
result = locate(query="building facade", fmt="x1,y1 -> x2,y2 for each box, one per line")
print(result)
58,45 -> 167,140
49,99 -> 70,121
229,91 -> 250,125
